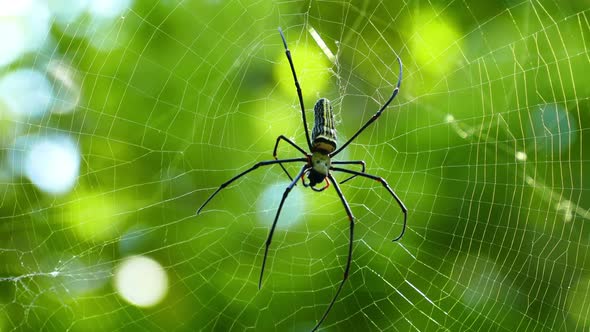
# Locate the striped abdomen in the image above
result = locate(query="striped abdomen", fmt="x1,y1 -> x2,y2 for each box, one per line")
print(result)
311,98 -> 337,153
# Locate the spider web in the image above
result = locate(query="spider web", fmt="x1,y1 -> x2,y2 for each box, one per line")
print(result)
1,0 -> 589,331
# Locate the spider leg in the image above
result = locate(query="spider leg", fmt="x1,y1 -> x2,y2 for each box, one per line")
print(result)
330,167 -> 407,241
273,135 -> 309,181
196,157 -> 307,215
278,27 -> 313,151
331,160 -> 366,184
330,57 -> 402,158
259,165 -> 309,289
311,173 -> 355,332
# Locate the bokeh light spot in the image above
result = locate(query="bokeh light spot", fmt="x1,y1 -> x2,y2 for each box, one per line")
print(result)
24,136 -> 80,195
55,0 -> 133,51
410,9 -> 462,76
65,192 -> 129,241
0,0 -> 51,67
0,69 -> 53,118
275,40 -> 332,98
515,151 -> 527,161
48,0 -> 89,25
257,181 -> 304,230
88,0 -> 133,19
47,60 -> 81,114
114,256 -> 168,308
526,104 -> 577,155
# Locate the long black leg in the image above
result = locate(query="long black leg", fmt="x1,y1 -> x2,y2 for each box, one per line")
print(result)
273,135 -> 309,181
278,27 -> 313,151
330,167 -> 407,241
331,160 -> 366,184
330,57 -> 402,158
311,173 -> 355,332
196,158 -> 307,214
259,165 -> 308,289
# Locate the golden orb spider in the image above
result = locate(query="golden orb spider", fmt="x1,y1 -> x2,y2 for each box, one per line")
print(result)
197,27 -> 407,331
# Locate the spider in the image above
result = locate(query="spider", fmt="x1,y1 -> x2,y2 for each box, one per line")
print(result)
197,27 -> 407,331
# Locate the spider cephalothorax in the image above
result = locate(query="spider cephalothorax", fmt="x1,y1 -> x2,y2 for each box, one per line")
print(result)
197,27 -> 408,332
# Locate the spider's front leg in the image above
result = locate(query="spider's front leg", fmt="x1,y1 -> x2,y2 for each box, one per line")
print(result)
273,135 -> 309,181
330,56 -> 402,158
196,157 -> 307,214
332,160 -> 366,184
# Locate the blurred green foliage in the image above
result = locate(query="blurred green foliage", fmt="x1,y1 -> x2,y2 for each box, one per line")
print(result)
1,0 -> 589,331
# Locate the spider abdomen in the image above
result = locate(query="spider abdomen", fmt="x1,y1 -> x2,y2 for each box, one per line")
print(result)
311,98 -> 337,153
